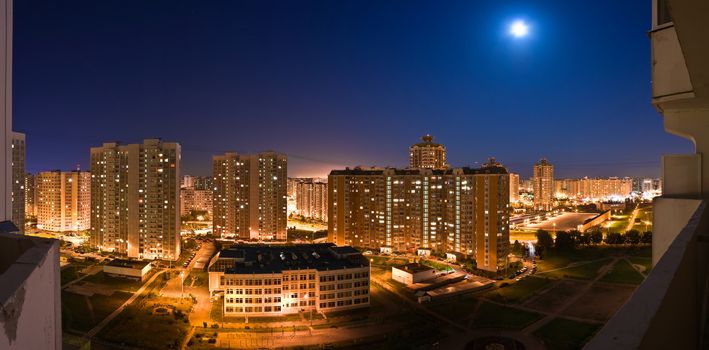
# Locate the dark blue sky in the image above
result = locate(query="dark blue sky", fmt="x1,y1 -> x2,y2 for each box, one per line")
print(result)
13,0 -> 691,178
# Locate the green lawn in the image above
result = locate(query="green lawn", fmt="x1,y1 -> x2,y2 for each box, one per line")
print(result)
61,290 -> 132,332
470,302 -> 542,329
60,265 -> 85,285
539,259 -> 611,280
485,277 -> 553,304
369,255 -> 411,268
600,259 -> 645,285
421,259 -> 454,272
428,295 -> 478,323
536,246 -> 650,275
99,279 -> 193,349
533,317 -> 602,350
629,256 -> 653,274
82,271 -> 142,292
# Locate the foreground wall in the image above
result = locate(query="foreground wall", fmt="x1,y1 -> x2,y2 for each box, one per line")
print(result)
0,237 -> 61,350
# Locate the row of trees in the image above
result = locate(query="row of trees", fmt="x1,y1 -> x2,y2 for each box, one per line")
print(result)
531,229 -> 652,254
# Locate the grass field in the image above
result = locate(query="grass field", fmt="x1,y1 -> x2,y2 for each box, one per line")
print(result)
484,277 -> 553,304
99,279 -> 192,349
82,271 -> 142,292
61,290 -> 132,332
369,255 -> 411,268
421,259 -> 454,272
629,256 -> 653,275
428,295 -> 478,323
534,317 -> 602,350
536,246 -> 651,274
600,259 -> 645,285
60,265 -> 86,285
539,259 -> 611,280
470,302 -> 542,329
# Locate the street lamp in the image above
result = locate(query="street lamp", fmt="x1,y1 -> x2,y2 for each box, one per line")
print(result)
180,271 -> 184,299
304,293 -> 312,329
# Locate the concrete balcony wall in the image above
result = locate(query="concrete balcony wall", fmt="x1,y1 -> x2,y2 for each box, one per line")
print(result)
661,154 -> 701,197
651,25 -> 694,104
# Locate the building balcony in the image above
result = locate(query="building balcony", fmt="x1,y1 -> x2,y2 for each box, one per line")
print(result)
650,23 -> 693,107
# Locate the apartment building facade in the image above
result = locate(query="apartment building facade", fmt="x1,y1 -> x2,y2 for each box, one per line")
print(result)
90,139 -> 181,260
409,134 -> 448,170
532,158 -> 554,211
294,178 -> 327,221
328,158 -> 509,272
212,151 -> 287,240
36,170 -> 90,232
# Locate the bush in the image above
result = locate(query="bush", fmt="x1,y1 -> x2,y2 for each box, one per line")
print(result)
208,338 -> 216,344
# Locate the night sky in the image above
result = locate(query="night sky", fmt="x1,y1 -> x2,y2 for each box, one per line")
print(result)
13,0 -> 691,178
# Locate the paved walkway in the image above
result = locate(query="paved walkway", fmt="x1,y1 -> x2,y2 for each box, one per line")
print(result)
85,269 -> 168,338
625,206 -> 640,232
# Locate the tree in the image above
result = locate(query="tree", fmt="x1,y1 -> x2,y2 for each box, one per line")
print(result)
578,232 -> 591,246
590,231 -> 603,245
625,230 -> 641,245
536,230 -> 554,253
641,231 -> 652,244
569,230 -> 581,245
605,232 -> 625,245
555,231 -> 575,251
512,240 -> 524,255
464,259 -> 477,272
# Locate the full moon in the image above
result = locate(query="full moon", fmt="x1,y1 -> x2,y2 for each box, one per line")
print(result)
510,20 -> 529,38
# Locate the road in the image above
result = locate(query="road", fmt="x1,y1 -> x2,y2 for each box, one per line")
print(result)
625,206 -> 640,232
85,269 -> 168,338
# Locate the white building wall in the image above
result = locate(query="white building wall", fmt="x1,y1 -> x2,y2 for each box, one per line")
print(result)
0,239 -> 61,350
0,0 -> 12,221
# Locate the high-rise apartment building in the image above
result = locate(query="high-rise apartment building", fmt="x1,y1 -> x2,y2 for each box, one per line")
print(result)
554,177 -> 633,200
212,151 -> 287,240
509,173 -> 520,203
90,139 -> 181,260
183,175 -> 212,191
532,158 -> 554,211
409,134 -> 448,170
180,187 -> 213,216
294,178 -> 327,221
11,131 -> 24,232
328,158 -> 509,272
36,170 -> 91,232
181,175 -> 213,216
25,172 -> 36,217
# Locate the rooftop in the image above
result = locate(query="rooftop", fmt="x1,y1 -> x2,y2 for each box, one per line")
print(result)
330,165 -> 508,176
395,263 -> 434,274
106,259 -> 151,270
0,233 -> 58,306
210,243 -> 369,274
